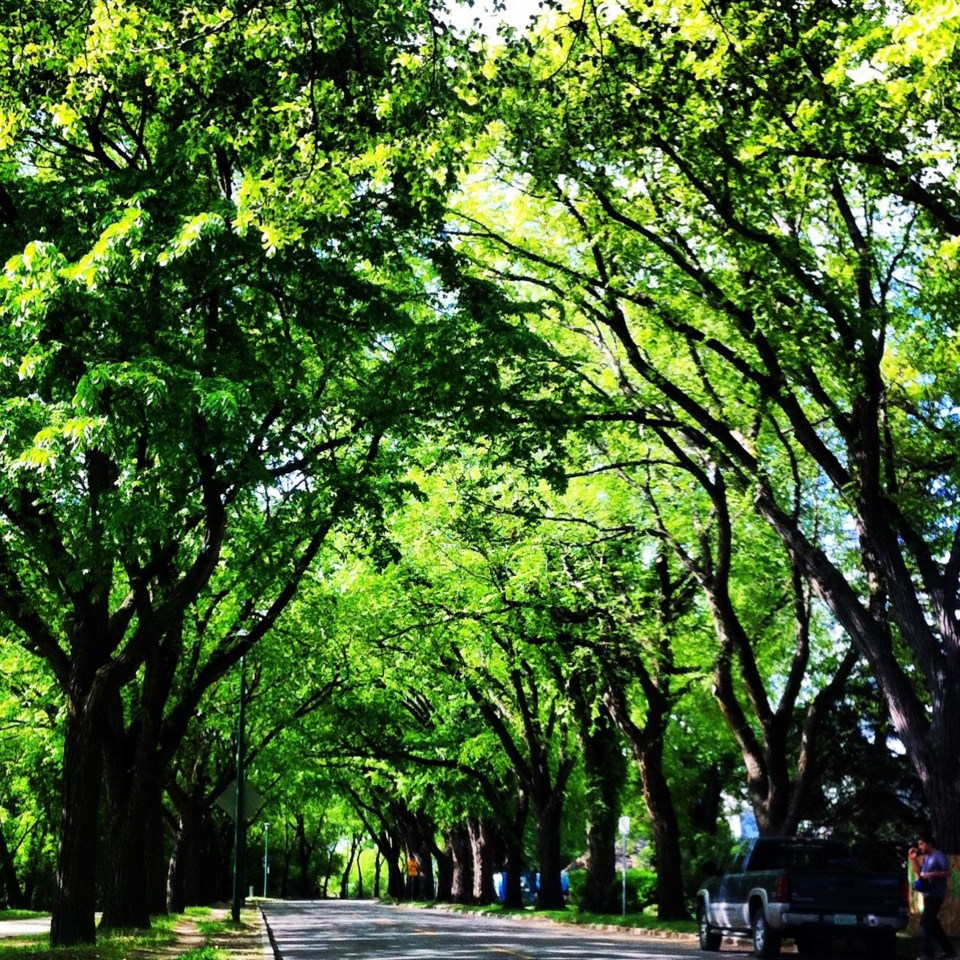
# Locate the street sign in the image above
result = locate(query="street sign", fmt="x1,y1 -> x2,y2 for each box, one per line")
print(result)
216,781 -> 264,822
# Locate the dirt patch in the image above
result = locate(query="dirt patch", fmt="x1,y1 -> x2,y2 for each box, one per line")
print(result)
0,908 -> 266,960
162,908 -> 266,960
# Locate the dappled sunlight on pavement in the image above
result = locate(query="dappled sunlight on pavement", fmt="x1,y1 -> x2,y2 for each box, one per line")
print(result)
262,900 -> 708,959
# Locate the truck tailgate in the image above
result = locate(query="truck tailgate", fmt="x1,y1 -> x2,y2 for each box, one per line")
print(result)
787,871 -> 903,916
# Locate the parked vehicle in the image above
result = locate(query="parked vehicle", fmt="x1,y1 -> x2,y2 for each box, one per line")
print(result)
696,836 -> 908,958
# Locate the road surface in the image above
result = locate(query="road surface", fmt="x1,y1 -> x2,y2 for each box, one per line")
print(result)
260,900 -> 726,960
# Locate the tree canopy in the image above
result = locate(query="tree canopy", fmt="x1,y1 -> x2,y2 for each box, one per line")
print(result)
0,0 -> 954,938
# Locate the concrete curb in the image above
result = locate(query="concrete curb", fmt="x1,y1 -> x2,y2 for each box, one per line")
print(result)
258,905 -> 282,960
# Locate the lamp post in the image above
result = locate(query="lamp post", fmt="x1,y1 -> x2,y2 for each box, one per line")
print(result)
231,655 -> 247,923
263,822 -> 269,898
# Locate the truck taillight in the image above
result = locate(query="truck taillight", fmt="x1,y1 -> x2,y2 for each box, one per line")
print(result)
775,873 -> 790,903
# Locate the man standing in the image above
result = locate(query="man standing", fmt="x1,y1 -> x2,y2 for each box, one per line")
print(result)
910,833 -> 957,960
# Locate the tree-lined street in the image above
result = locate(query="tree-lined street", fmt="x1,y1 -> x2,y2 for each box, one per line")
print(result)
1,0 -> 959,948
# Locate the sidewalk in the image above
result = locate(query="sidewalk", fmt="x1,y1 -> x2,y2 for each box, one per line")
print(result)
0,916 -> 50,938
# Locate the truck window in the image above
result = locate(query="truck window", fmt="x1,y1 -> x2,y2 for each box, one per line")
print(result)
747,842 -> 787,871
790,842 -> 855,871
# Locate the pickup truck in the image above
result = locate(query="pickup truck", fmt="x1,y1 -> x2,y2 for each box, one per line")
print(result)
696,836 -> 908,958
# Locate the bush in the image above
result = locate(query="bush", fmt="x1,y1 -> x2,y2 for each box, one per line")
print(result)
567,868 -> 658,914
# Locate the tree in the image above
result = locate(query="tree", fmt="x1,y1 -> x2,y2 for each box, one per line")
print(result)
0,0 -> 563,942
162,612 -> 344,911
637,456 -> 860,837
457,0 -> 960,847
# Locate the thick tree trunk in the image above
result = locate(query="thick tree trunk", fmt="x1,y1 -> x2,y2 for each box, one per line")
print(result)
468,819 -> 498,905
167,802 -> 202,913
448,826 -> 473,904
101,754 -> 159,929
169,812 -> 229,908
501,802 -> 528,910
605,680 -> 688,920
638,744 -> 688,920
580,708 -> 626,914
50,702 -> 102,947
100,669 -> 173,930
0,826 -> 26,909
434,840 -> 453,902
534,795 -> 566,910
913,725 -> 960,847
386,857 -> 404,900
146,799 -> 167,914
381,830 -> 405,900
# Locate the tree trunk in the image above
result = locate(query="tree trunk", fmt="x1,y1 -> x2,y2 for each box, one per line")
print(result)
448,826 -> 474,904
50,701 -> 102,947
0,826 -> 26,909
754,473 -> 960,849
469,819 -> 498,905
434,840 -> 453,902
101,750 -> 159,930
167,799 -> 203,913
501,796 -> 528,910
100,670 -> 174,930
605,680 -> 688,920
638,742 -> 688,920
534,793 -> 566,910
295,815 -> 315,899
580,709 -> 626,914
339,834 -> 359,899
383,831 -> 405,900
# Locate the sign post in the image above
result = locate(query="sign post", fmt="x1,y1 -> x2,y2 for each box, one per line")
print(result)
618,816 -> 630,917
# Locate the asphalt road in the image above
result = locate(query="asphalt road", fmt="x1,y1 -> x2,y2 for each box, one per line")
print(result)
260,900 -> 726,960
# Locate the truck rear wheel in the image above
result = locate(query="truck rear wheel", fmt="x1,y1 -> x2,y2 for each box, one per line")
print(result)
697,904 -> 722,951
751,909 -> 781,959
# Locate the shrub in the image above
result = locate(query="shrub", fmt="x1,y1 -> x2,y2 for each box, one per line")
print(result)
567,868 -> 658,914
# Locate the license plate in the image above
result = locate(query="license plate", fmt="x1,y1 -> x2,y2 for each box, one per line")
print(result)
834,914 -> 857,926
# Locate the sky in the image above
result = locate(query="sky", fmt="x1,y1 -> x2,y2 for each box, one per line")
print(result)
442,0 -> 549,36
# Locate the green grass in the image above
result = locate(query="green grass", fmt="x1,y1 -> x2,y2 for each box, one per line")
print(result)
443,902 -> 697,934
0,914 -> 46,923
0,909 -> 196,960
0,925 -> 179,960
193,920 -> 247,939
177,948 -> 225,960
537,910 -> 698,934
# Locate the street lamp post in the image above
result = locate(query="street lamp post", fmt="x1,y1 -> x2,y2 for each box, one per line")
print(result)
263,822 -> 269,898
231,656 -> 247,923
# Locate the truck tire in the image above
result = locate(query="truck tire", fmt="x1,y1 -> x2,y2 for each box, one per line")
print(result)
697,904 -> 722,951
751,909 -> 781,959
